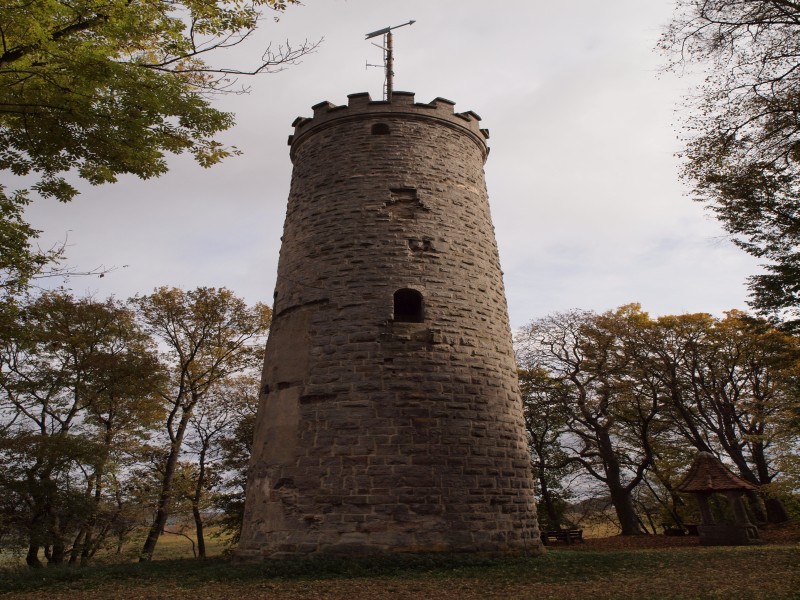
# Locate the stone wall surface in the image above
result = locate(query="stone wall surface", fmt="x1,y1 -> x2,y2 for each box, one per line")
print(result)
238,92 -> 542,559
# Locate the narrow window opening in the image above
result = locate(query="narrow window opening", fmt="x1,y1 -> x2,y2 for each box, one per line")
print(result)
371,123 -> 391,135
393,288 -> 423,323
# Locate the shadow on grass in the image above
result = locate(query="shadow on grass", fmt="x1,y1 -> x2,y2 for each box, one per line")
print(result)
0,548 -> 702,595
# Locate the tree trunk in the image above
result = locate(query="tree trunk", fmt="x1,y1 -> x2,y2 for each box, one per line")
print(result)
25,544 -> 42,568
751,440 -> 791,523
192,445 -> 208,559
669,491 -> 686,527
193,504 -> 206,559
596,428 -> 642,535
743,489 -> 768,524
537,470 -> 562,529
764,495 -> 791,524
79,438 -> 110,565
85,522 -> 112,563
48,542 -> 65,566
140,451 -> 178,561
140,415 -> 191,561
68,529 -> 86,565
637,497 -> 658,535
80,529 -> 95,565
46,511 -> 65,566
79,475 -> 104,565
610,487 -> 642,535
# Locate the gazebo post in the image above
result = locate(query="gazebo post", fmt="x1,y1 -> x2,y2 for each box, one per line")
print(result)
726,491 -> 751,526
696,492 -> 714,525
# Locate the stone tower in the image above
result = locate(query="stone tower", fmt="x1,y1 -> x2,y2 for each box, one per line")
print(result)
238,91 -> 541,559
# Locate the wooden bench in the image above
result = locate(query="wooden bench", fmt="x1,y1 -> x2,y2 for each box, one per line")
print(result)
540,529 -> 584,545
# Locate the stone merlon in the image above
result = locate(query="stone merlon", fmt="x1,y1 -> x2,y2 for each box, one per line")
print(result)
287,92 -> 490,155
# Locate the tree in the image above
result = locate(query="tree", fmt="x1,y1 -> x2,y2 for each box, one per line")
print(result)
184,375 -> 258,557
0,291 -> 163,566
0,0 -> 314,203
517,307 -> 660,535
133,287 -> 269,561
661,1 -> 800,326
68,309 -> 165,564
0,0 -> 316,300
518,367 -> 577,530
0,430 -> 100,566
619,312 -> 715,529
211,379 -> 259,546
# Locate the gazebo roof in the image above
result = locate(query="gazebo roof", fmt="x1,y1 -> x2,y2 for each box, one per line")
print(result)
675,452 -> 759,493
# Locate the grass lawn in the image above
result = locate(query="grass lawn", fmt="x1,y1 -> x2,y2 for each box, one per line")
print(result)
1,532 -> 798,599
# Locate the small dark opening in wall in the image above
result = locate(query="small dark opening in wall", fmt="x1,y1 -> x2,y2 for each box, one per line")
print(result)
372,123 -> 391,135
394,288 -> 423,322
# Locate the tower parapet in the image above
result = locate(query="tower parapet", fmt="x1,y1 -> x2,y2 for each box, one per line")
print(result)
288,92 -> 490,160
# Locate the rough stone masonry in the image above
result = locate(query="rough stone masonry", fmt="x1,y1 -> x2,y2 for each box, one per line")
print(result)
237,92 -> 542,558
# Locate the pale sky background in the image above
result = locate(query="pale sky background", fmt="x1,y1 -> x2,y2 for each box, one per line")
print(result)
21,0 -> 762,328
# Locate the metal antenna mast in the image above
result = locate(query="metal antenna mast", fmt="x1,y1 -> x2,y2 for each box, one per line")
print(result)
365,20 -> 415,101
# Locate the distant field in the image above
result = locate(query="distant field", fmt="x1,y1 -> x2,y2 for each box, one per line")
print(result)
1,530 -> 799,600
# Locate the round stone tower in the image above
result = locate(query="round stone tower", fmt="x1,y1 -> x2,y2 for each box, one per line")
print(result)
238,91 -> 541,559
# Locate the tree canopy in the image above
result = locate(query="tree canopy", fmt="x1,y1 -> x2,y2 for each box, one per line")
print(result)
0,0 -> 315,297
0,0 -> 313,201
0,292 -> 165,566
661,0 -> 800,327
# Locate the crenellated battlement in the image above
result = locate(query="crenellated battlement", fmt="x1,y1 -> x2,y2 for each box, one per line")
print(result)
288,91 -> 490,154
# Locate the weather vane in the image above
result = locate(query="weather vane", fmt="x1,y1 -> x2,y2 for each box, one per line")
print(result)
365,20 -> 416,101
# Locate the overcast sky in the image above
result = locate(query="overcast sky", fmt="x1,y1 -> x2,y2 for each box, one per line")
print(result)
22,0 -> 762,328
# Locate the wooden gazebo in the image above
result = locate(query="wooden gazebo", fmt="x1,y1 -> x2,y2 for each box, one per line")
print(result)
676,451 -> 761,546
